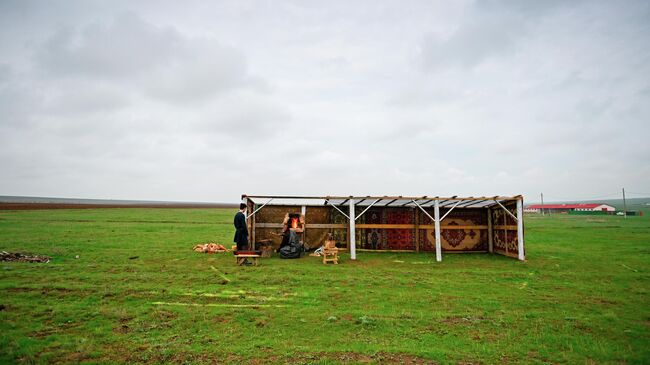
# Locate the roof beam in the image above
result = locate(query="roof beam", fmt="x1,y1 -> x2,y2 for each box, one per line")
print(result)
420,199 -> 434,207
440,198 -> 464,207
355,199 -> 382,221
246,198 -> 273,219
458,199 -> 488,208
493,199 -> 518,221
384,198 -> 398,206
325,199 -> 350,220
403,196 -> 428,206
439,200 -> 463,222
412,199 -> 436,223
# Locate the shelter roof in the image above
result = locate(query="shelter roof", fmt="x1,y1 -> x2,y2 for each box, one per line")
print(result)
242,195 -> 522,209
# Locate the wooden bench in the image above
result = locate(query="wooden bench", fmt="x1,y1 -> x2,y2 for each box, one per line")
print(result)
235,254 -> 260,266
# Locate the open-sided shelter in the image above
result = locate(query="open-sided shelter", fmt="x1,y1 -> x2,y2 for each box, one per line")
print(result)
242,194 -> 525,261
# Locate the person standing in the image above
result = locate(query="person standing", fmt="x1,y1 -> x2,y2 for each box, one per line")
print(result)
233,203 -> 249,251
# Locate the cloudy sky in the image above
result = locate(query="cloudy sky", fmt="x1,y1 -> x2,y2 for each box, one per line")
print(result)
0,0 -> 648,203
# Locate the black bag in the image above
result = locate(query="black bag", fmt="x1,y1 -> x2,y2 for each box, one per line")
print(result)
279,245 -> 301,259
279,231 -> 302,259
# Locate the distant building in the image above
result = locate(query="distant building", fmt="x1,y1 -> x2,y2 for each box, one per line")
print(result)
525,203 -> 616,213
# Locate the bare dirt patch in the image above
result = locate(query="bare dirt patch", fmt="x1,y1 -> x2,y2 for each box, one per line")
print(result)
113,323 -> 131,334
93,347 -> 438,365
441,316 -> 487,326
272,352 -> 437,364
1,251 -> 50,263
29,321 -> 81,339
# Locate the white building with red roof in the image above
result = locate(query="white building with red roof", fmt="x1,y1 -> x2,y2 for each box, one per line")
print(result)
525,203 -> 616,213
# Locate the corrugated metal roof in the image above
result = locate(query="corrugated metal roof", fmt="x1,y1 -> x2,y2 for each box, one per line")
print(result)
244,195 -> 521,208
246,198 -> 327,206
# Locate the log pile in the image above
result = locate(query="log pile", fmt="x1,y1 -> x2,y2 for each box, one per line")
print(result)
193,243 -> 229,253
1,251 -> 50,263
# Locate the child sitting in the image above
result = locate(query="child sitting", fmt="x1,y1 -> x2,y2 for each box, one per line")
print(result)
323,233 -> 338,252
310,233 -> 338,257
322,233 -> 339,264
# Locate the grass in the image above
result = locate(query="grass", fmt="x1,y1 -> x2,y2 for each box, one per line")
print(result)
0,208 -> 649,364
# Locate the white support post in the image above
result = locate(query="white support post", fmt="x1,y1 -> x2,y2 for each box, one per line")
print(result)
349,199 -> 356,260
516,198 -> 525,261
434,200 -> 442,262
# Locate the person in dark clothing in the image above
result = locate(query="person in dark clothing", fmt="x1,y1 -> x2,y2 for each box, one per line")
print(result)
278,213 -> 304,253
233,203 -> 249,251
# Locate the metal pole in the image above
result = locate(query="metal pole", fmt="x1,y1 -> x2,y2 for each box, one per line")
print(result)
349,199 -> 356,260
623,188 -> 627,219
540,193 -> 544,216
434,200 -> 442,262
517,198 -> 525,261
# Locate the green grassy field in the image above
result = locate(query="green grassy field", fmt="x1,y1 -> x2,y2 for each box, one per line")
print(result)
1,208 -> 649,364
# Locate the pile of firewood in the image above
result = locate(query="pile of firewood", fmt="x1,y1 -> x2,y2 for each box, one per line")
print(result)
0,251 -> 50,263
193,243 -> 229,253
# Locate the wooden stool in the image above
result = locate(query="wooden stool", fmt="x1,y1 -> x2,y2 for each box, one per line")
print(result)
261,246 -> 273,258
256,239 -> 274,258
322,248 -> 338,264
235,254 -> 260,266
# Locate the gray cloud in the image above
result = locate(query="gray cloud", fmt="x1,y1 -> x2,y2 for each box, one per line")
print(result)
36,13 -> 179,78
36,12 -> 260,103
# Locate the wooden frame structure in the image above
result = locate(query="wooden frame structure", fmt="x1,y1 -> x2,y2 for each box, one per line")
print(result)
242,195 -> 525,262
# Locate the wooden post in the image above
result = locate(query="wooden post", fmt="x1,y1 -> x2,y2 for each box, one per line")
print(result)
487,208 -> 493,253
251,208 -> 256,247
346,226 -> 350,250
503,207 -> 507,256
434,199 -> 442,262
517,198 -> 525,261
414,208 -> 420,253
246,198 -> 255,250
301,205 -> 306,246
349,199 -> 356,260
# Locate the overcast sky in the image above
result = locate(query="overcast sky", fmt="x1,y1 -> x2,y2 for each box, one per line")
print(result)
0,0 -> 648,203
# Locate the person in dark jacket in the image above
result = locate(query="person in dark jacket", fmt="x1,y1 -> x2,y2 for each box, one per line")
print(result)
233,203 -> 249,251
